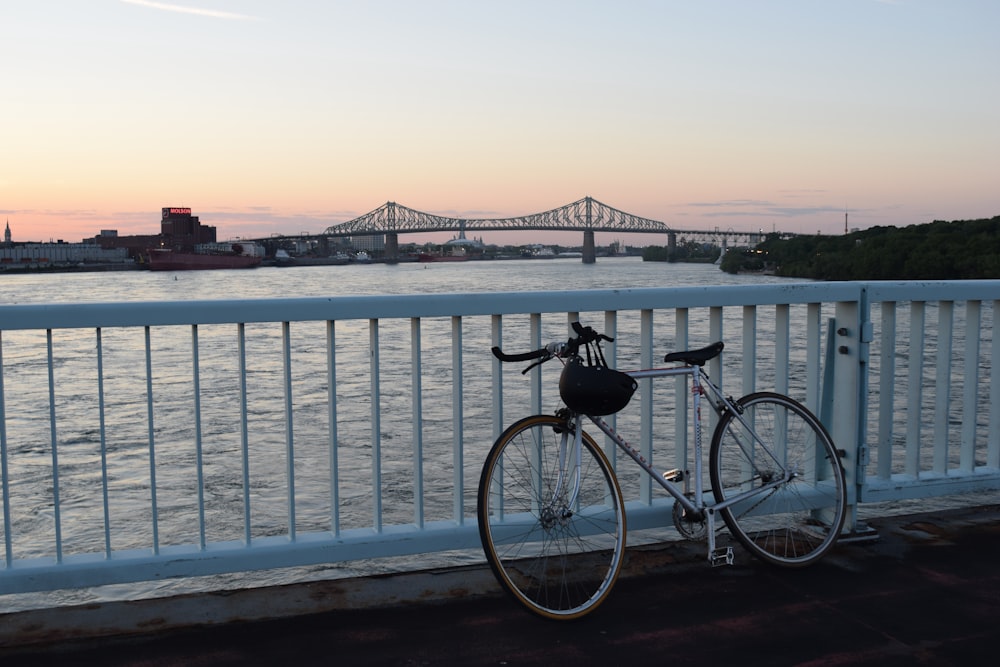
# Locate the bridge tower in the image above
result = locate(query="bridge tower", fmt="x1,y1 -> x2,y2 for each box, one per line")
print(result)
385,233 -> 399,263
581,196 -> 596,263
582,230 -> 596,263
384,202 -> 399,263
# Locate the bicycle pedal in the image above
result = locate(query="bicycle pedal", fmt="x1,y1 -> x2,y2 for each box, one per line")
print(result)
710,547 -> 734,567
662,468 -> 684,482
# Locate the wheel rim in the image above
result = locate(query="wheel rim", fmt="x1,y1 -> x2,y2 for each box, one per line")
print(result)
711,395 -> 846,566
479,416 -> 625,618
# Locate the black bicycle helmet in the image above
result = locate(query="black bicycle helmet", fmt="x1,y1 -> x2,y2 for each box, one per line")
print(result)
559,358 -> 638,416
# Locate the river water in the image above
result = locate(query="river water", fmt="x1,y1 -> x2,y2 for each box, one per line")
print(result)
1,259 -> 995,610
0,256 -> 778,305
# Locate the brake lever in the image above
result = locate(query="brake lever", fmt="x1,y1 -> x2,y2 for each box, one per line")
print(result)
522,356 -> 549,374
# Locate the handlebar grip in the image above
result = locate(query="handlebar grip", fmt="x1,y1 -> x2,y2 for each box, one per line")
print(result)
491,346 -> 548,363
570,321 -> 614,344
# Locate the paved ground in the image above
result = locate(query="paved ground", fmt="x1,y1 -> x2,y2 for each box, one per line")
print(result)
2,504 -> 999,666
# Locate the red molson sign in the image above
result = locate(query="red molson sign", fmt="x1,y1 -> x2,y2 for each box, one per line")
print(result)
162,207 -> 193,218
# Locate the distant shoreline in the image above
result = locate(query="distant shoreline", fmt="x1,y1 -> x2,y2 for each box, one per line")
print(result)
0,263 -> 141,275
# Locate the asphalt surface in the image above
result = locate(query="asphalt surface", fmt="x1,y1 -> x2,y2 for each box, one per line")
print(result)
2,503 -> 999,666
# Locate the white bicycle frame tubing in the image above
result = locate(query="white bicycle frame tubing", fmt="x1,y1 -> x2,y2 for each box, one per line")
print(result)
587,365 -> 708,515
582,364 -> 790,517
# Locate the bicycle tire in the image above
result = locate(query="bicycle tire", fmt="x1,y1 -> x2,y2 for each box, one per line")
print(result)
709,392 -> 846,567
477,414 -> 626,620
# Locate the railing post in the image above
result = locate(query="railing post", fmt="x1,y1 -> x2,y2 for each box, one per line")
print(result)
830,288 -> 871,534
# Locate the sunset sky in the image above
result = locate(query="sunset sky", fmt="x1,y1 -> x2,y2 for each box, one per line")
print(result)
2,1 -> 997,246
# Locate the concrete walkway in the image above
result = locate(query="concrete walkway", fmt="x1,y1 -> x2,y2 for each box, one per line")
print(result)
2,503 -> 999,666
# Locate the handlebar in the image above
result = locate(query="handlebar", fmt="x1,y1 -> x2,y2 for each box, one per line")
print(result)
490,346 -> 552,363
491,322 -> 614,373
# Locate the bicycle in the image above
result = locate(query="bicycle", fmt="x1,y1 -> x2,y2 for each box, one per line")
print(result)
477,321 -> 847,620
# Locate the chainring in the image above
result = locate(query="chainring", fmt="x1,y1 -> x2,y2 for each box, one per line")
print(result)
672,499 -> 707,541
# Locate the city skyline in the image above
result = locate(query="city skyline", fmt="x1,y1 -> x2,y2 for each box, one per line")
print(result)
2,1 -> 998,246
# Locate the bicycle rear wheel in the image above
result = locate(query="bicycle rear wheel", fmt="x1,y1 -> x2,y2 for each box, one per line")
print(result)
477,414 -> 626,620
709,392 -> 846,567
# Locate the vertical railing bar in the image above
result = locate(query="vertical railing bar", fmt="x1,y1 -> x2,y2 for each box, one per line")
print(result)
742,305 -> 756,396
933,301 -> 954,474
238,323 -> 252,545
451,316 -> 464,524
639,308 -> 653,504
906,302 -> 925,477
0,331 -> 13,567
490,314 -> 504,520
674,308 -> 689,477
991,301 -> 1000,470
527,314 -> 543,519
451,315 -> 465,526
282,321 -> 296,540
46,329 -> 63,563
96,328 -> 112,557
805,303 -> 822,413
775,304 -> 790,395
369,319 -> 382,533
192,325 -> 206,550
877,302 -> 897,481
598,309 -> 616,508
960,301 -> 980,473
490,314 -> 503,444
709,306 -> 724,431
327,320 -> 340,536
603,310 -> 618,469
529,314 -> 542,414
145,326 -> 159,554
411,317 -> 424,529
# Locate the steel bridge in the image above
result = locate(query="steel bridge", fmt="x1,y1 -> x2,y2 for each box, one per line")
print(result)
257,197 -> 773,263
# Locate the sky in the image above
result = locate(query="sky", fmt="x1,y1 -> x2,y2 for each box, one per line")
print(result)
2,1 -> 998,247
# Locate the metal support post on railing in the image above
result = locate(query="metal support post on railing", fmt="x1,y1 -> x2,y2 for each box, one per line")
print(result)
829,292 -> 871,536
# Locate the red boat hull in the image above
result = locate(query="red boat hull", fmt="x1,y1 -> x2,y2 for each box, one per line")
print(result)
148,250 -> 262,271
417,253 -> 470,262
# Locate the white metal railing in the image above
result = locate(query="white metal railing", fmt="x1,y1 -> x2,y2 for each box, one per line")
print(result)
1,282 -> 999,597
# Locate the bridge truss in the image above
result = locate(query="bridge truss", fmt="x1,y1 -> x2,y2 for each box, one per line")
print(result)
321,196 -> 672,237
256,197 -> 775,255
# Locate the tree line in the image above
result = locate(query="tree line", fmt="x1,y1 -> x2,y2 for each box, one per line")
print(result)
718,215 -> 1000,280
642,239 -> 721,263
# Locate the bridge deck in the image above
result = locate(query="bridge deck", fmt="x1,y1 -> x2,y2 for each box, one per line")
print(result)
3,502 -> 999,665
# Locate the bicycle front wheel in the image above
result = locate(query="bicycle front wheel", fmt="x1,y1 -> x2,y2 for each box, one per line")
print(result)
477,414 -> 626,620
709,392 -> 846,567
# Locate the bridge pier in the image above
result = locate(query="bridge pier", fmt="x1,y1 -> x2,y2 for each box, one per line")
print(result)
385,233 -> 399,263
668,232 -> 677,258
582,231 -> 596,264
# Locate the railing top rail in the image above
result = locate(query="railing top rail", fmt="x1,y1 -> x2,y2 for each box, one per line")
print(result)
864,279 -> 1000,302
0,282 -> 865,331
3,281 -> 1000,331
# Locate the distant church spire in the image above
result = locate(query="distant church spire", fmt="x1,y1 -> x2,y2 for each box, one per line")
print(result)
4,219 -> 10,246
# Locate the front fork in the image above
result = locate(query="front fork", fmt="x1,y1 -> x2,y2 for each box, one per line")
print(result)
548,413 -> 584,519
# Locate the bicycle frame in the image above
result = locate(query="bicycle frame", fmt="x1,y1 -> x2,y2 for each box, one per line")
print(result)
558,363 -> 789,564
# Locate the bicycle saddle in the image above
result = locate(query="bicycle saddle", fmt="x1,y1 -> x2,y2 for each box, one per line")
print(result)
663,341 -> 724,366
